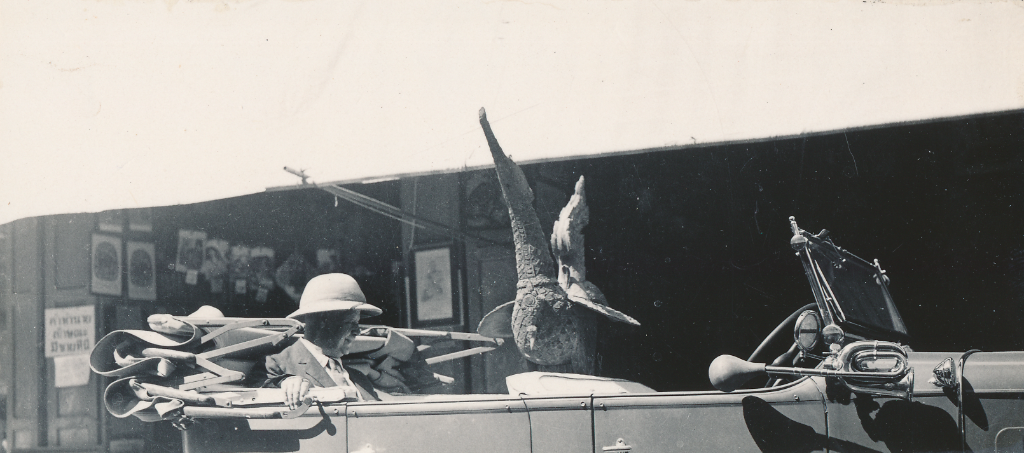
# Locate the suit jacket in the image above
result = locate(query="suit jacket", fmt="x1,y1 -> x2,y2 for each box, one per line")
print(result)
248,339 -> 380,401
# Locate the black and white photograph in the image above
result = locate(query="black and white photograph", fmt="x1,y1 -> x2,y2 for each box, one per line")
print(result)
1,1 -> 1023,452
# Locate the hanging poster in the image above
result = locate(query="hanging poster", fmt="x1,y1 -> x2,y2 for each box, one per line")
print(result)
229,245 -> 251,294
250,247 -> 275,302
91,233 -> 122,296
126,241 -> 157,301
45,305 -> 96,357
412,246 -> 457,326
201,239 -> 230,293
175,230 -> 207,277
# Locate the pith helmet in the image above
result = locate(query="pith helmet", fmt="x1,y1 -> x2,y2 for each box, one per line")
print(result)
286,273 -> 382,319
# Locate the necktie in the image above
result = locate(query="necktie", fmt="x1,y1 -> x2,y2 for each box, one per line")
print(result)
327,358 -> 361,400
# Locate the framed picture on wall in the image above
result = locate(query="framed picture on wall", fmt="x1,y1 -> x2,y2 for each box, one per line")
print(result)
175,229 -> 207,273
411,245 -> 458,326
126,241 -> 157,301
91,233 -> 122,296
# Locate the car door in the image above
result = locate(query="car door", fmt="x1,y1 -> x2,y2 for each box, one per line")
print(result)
592,377 -> 827,452
183,414 -> 350,453
520,395 -> 595,453
345,395 -> 532,453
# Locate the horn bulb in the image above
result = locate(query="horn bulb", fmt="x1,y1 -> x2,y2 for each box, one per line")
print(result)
709,354 -> 767,392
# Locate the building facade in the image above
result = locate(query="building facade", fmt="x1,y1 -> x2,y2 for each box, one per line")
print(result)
1,109 -> 1022,452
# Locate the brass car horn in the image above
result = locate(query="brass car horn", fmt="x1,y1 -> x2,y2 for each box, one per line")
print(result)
710,340 -> 914,400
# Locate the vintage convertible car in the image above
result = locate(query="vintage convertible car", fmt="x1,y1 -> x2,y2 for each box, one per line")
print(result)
93,217 -> 1024,453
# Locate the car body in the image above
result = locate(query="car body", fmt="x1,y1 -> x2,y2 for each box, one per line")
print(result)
103,218 -> 1024,453
182,350 -> 1024,453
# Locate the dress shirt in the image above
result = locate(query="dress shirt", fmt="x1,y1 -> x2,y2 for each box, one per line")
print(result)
297,338 -> 362,401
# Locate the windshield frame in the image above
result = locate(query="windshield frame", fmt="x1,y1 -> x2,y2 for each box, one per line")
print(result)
792,225 -> 911,344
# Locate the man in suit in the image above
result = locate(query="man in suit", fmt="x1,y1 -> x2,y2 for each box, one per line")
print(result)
250,273 -> 382,408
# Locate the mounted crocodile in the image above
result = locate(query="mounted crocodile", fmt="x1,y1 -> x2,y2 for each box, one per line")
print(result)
476,107 -> 640,374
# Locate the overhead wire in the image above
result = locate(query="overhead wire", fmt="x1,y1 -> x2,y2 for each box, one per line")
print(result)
317,183 -> 504,246
283,167 -> 506,246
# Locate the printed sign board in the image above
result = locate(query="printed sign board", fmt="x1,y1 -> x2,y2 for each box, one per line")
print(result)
45,305 -> 96,358
55,354 -> 92,388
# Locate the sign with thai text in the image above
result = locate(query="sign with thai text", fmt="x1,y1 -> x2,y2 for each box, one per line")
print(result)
45,305 -> 96,358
